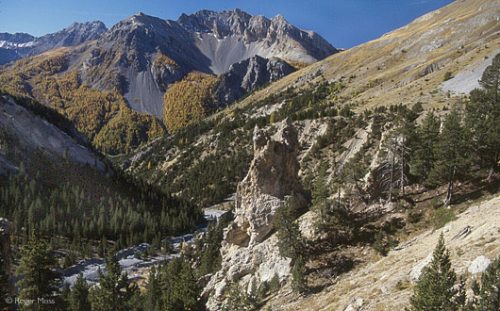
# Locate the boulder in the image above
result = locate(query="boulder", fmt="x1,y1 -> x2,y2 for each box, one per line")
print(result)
410,252 -> 432,282
344,298 -> 364,311
468,255 -> 491,274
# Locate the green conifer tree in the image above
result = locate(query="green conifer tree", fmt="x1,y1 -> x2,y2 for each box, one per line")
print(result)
0,253 -> 10,310
428,110 -> 470,206
410,112 -> 440,183
89,254 -> 137,311
312,163 -> 331,230
222,282 -> 257,311
465,53 -> 500,180
291,255 -> 306,293
408,234 -> 464,311
16,233 -> 60,311
172,259 -> 200,310
276,196 -> 304,260
68,273 -> 90,311
144,266 -> 162,311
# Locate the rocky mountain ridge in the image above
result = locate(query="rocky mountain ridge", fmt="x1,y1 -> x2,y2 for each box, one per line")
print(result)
0,21 -> 107,65
79,9 -> 336,118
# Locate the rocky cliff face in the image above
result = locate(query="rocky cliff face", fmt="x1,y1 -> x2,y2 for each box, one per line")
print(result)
0,95 -> 105,171
204,119 -> 305,310
178,9 -> 336,72
215,55 -> 295,106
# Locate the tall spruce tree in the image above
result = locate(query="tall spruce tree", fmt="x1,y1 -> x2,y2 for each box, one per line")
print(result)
68,273 -> 90,311
16,233 -> 60,311
89,254 -> 137,311
222,282 -> 257,311
410,112 -> 440,183
144,266 -> 162,311
0,253 -> 10,310
408,234 -> 464,311
276,195 -> 304,260
312,163 -> 330,225
291,255 -> 307,293
159,256 -> 201,311
428,110 -> 470,206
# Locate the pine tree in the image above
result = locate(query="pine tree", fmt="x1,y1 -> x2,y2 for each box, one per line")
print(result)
410,112 -> 440,183
172,259 -> 200,310
68,273 -> 90,311
312,163 -> 334,230
16,233 -> 60,311
159,256 -> 201,311
276,195 -> 304,260
89,254 -> 137,311
428,110 -> 470,206
408,234 -> 464,311
222,282 -> 257,311
291,255 -> 306,293
144,266 -> 162,311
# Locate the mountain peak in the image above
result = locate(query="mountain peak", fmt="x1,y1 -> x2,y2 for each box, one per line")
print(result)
65,21 -> 107,34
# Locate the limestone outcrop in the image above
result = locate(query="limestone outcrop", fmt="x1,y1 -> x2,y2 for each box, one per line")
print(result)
227,118 -> 302,246
203,119 -> 305,310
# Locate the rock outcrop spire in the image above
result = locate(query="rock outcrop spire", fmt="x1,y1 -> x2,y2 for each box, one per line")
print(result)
204,119 -> 305,310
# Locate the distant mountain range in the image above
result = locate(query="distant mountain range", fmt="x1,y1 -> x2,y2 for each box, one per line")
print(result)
0,21 -> 107,65
0,10 -> 336,117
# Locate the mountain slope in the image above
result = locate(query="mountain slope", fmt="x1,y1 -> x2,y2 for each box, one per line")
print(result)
266,195 -> 500,311
0,94 -> 105,172
225,0 -> 500,113
0,52 -> 166,155
81,9 -> 335,117
178,9 -> 336,74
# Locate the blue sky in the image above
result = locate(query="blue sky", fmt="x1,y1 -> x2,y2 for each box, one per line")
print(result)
0,0 -> 453,48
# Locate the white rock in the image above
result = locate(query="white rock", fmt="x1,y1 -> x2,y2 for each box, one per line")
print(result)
410,253 -> 433,282
468,256 -> 491,274
344,298 -> 364,311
